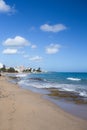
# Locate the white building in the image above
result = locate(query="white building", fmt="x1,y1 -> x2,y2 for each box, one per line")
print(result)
14,66 -> 25,72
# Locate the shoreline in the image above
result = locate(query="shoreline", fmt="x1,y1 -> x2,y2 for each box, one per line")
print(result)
45,95 -> 87,120
8,73 -> 87,120
0,76 -> 87,130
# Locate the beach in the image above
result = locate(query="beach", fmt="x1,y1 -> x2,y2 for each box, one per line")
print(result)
0,76 -> 87,130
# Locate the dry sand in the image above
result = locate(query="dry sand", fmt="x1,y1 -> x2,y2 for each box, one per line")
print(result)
0,76 -> 87,130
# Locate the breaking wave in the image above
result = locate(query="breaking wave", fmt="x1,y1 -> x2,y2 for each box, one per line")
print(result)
18,79 -> 87,97
16,73 -> 28,78
67,77 -> 81,81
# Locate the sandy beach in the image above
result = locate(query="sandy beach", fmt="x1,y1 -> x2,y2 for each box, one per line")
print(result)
0,76 -> 87,130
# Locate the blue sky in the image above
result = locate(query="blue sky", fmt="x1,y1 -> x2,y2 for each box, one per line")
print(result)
0,0 -> 87,71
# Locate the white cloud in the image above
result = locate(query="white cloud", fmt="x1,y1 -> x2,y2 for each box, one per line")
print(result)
46,44 -> 61,54
3,36 -> 30,46
31,45 -> 37,49
40,24 -> 67,32
29,56 -> 43,62
0,0 -> 15,13
2,48 -> 18,54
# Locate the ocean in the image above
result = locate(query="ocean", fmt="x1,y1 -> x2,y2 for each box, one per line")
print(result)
7,72 -> 87,119
15,72 -> 87,97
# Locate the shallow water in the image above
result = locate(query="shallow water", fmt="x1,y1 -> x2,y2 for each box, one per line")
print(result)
45,96 -> 87,120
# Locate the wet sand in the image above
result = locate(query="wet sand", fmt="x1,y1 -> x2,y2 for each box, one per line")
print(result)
0,76 -> 87,130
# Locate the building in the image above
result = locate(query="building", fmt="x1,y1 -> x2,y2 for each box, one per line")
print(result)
14,66 -> 25,72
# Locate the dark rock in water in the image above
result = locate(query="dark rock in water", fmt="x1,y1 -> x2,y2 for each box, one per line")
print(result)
29,78 -> 43,81
47,88 -> 87,104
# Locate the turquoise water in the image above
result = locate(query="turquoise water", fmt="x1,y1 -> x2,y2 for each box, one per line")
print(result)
17,72 -> 87,98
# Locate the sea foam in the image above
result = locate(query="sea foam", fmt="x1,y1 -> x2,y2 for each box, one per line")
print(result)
79,91 -> 87,97
16,73 -> 28,78
18,78 -> 87,98
67,77 -> 81,81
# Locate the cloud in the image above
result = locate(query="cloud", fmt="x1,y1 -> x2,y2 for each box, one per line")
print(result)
3,36 -> 30,46
2,36 -> 38,56
0,0 -> 15,13
46,44 -> 61,54
31,45 -> 37,49
2,48 -> 18,54
29,56 -> 43,62
40,24 -> 67,32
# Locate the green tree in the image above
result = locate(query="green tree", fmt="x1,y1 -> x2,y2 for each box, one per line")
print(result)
0,65 -> 6,72
7,67 -> 16,73
36,67 -> 41,72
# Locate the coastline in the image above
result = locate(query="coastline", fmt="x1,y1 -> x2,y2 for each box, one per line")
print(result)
0,76 -> 87,130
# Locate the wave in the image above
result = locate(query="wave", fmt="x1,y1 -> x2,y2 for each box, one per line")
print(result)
18,79 -> 79,90
67,77 -> 81,81
18,79 -> 87,98
16,73 -> 28,78
18,80 -> 54,89
79,91 -> 87,97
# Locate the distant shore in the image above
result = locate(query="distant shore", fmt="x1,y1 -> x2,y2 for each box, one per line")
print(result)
0,76 -> 87,130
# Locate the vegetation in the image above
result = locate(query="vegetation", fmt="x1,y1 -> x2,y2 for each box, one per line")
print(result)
23,68 -> 32,73
0,64 -> 42,73
36,67 -> 42,72
23,67 -> 42,73
7,67 -> 18,73
0,65 -> 6,72
0,66 -> 18,73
